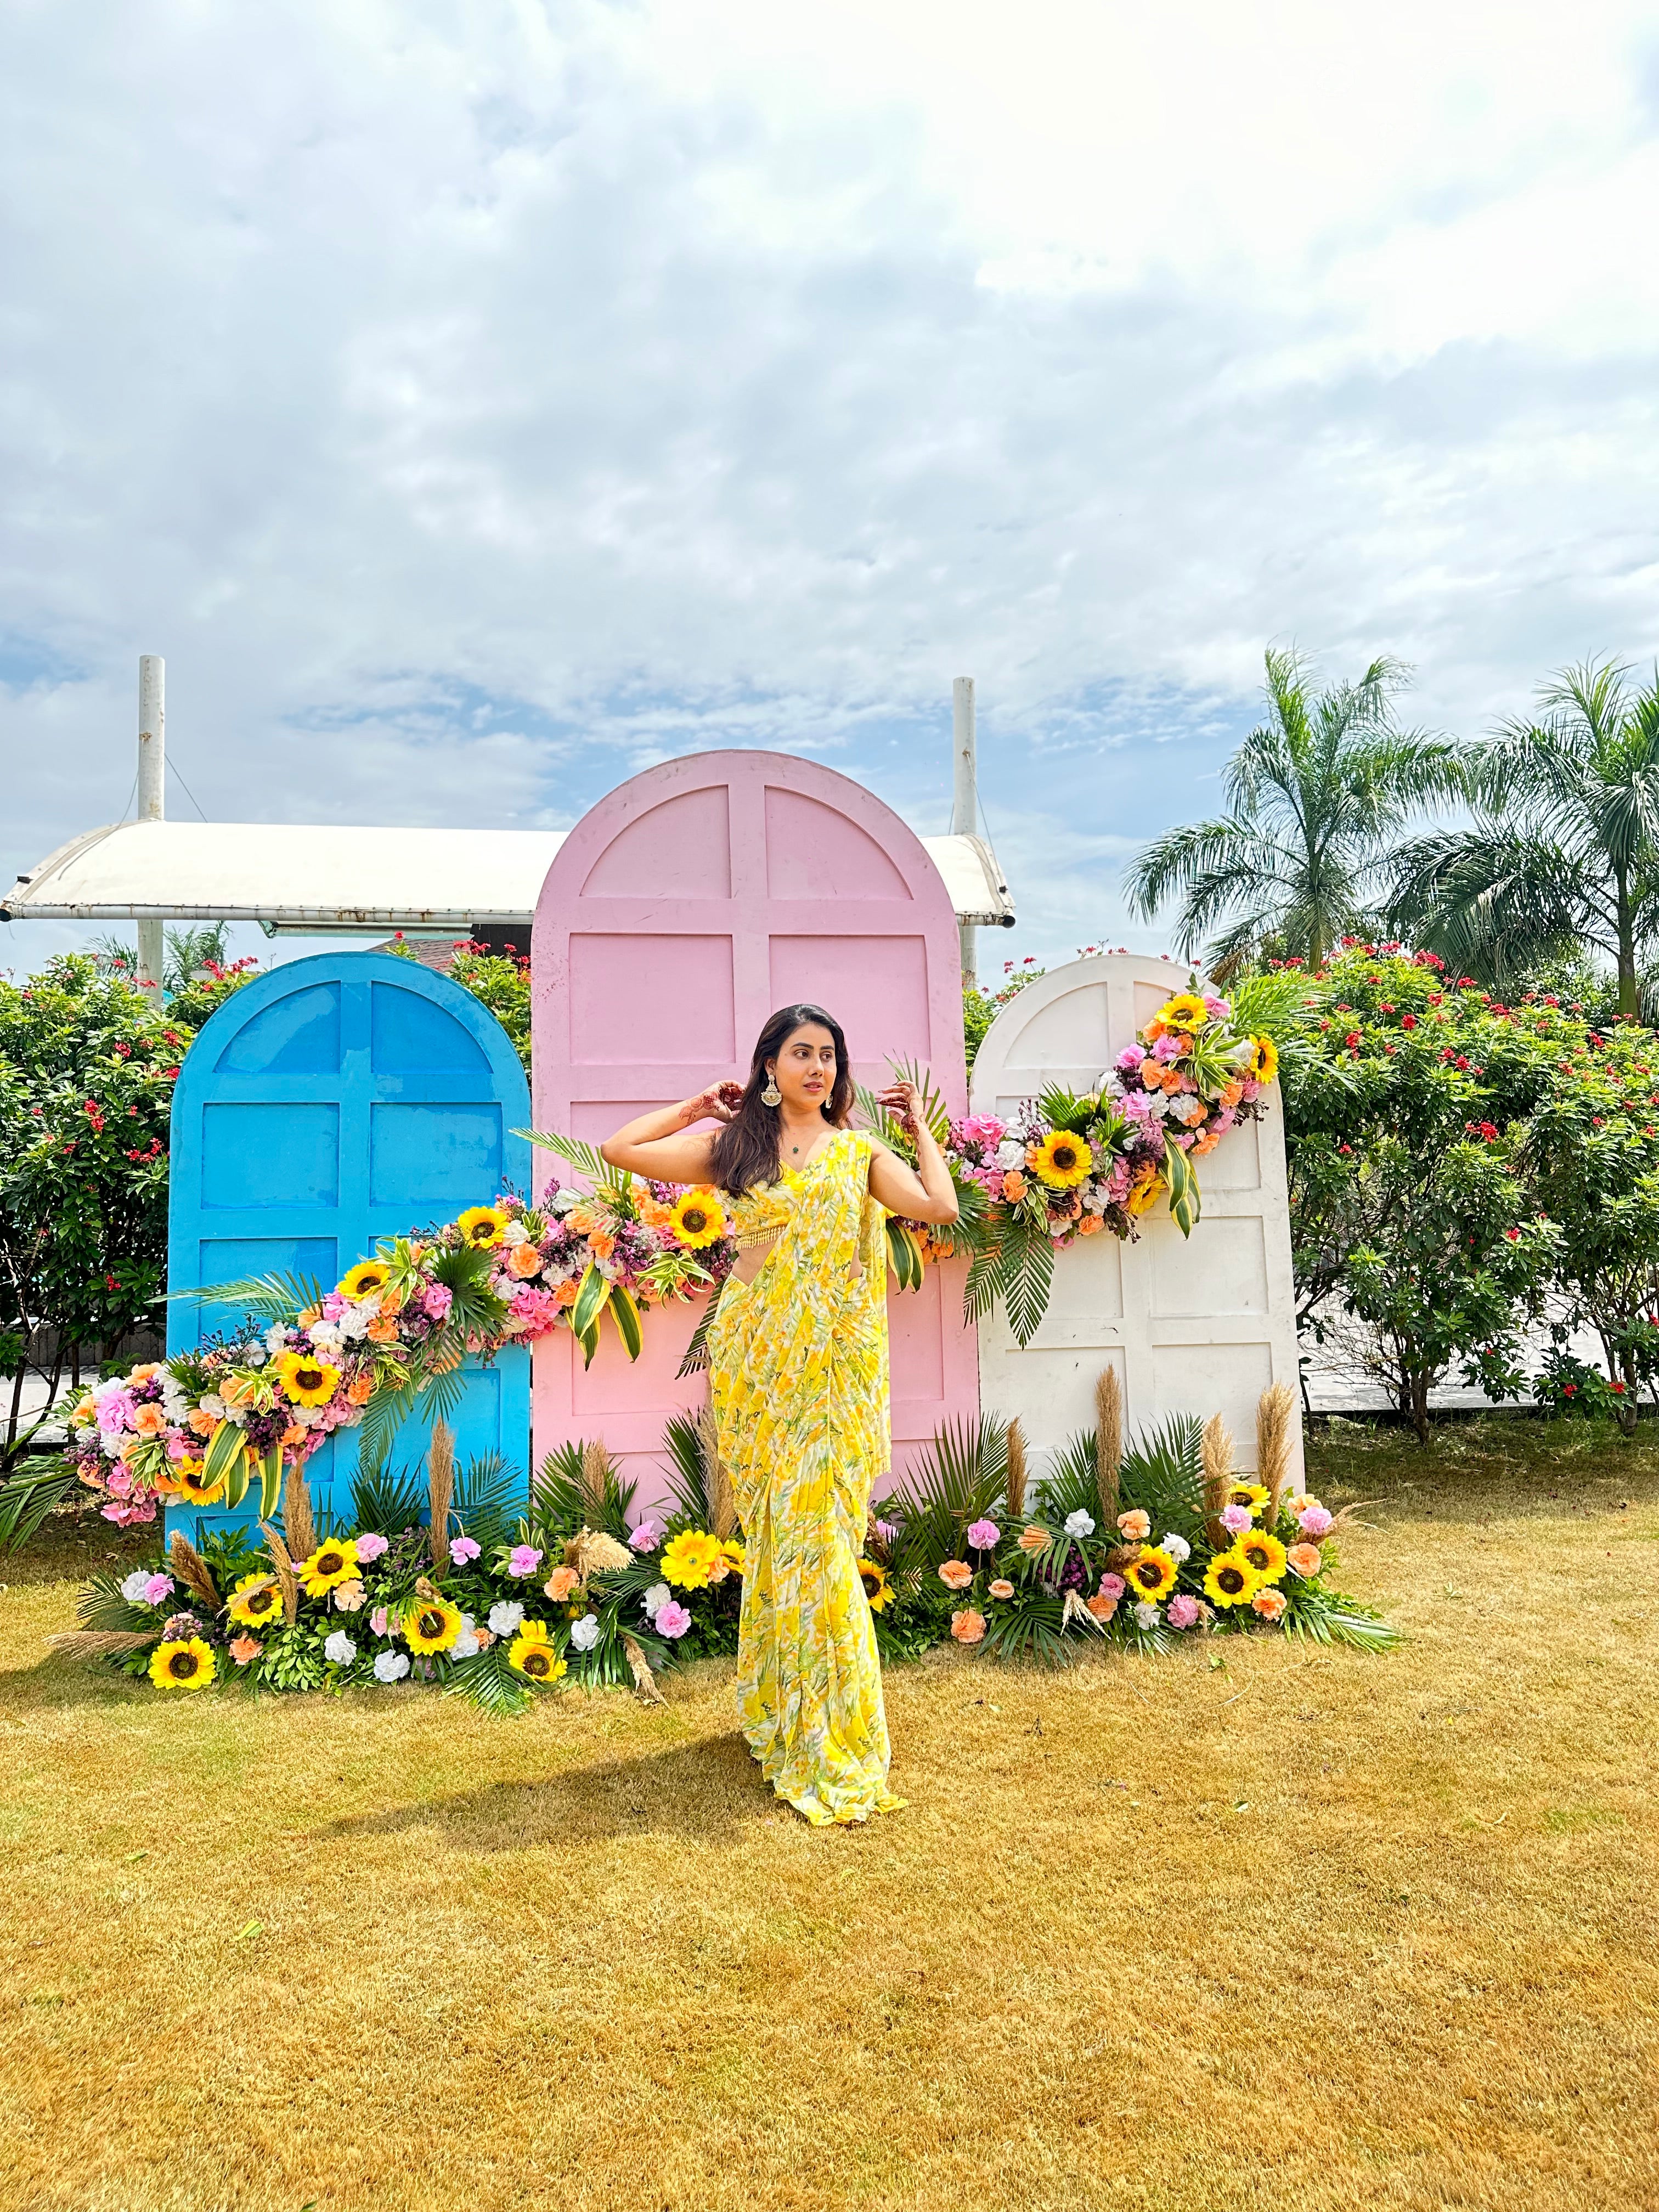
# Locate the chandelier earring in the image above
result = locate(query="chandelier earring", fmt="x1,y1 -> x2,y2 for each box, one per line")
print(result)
761,1070 -> 782,1107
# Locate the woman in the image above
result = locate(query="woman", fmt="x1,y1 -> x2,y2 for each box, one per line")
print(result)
600,1003 -> 959,1825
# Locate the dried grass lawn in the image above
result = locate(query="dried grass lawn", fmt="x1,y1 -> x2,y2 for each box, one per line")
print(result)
3,1418 -> 1657,2212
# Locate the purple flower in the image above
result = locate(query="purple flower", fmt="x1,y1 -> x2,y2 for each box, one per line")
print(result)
628,1516 -> 664,1553
1298,1505 -> 1333,1537
506,1544 -> 544,1577
422,1283 -> 453,1321
1098,1572 -> 1127,1599
966,1517 -> 1001,1551
654,1599 -> 692,1639
1166,1594 -> 1201,1629
353,1530 -> 390,1562
143,1572 -> 175,1606
1221,1503 -> 1253,1533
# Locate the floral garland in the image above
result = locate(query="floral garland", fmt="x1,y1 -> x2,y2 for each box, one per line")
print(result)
895,987 -> 1281,1345
65,1180 -> 735,1526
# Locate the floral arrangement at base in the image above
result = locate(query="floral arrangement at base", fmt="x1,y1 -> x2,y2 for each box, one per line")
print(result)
50,1414 -> 749,1713
859,1374 -> 1396,1664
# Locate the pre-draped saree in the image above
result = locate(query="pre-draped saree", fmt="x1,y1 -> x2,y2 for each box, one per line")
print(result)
706,1127 -> 905,1825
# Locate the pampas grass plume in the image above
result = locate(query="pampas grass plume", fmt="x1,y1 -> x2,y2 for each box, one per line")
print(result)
1201,1414 -> 1234,1550
427,1420 -> 454,1574
281,1466 -> 318,1571
167,1531 -> 219,1613
1094,1365 -> 1123,1530
259,1522 -> 300,1624
1256,1383 -> 1296,1527
1005,1418 -> 1028,1525
698,1402 -> 736,1540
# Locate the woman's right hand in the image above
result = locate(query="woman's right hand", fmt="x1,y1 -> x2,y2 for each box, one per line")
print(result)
680,1080 -> 746,1127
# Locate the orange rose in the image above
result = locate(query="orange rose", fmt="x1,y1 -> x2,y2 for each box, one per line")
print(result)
345,1372 -> 374,1405
1143,1018 -> 1166,1041
1251,1588 -> 1287,1622
221,1374 -> 261,1410
1221,1079 -> 1244,1109
1076,1211 -> 1104,1234
1116,1509 -> 1151,1540
1002,1170 -> 1026,1201
130,1363 -> 162,1382
989,1577 -> 1015,1600
1192,1130 -> 1220,1156
379,1284 -> 405,1316
554,1278 -> 580,1307
365,1316 -> 399,1343
1286,1542 -> 1323,1579
507,1243 -> 544,1279
189,1408 -> 218,1438
229,1633 -> 262,1664
280,1424 -> 306,1447
589,1231 -> 616,1260
938,1559 -> 973,1591
297,1306 -> 320,1329
1086,1590 -> 1118,1622
566,1206 -> 596,1235
950,1609 -> 986,1645
543,1566 -> 579,1601
132,1404 -> 167,1437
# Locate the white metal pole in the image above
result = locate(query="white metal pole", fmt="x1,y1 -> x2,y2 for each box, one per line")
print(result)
136,656 -> 165,1003
951,675 -> 978,988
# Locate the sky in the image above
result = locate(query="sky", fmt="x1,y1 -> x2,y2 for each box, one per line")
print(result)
3,0 -> 1658,985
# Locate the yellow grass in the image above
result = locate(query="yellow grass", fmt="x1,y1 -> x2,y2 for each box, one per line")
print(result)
3,1419 -> 1657,2212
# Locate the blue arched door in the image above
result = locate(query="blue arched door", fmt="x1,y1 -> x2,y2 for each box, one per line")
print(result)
166,952 -> 532,1534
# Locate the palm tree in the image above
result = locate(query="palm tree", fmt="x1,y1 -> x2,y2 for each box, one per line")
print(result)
1125,648 -> 1465,974
1388,659 -> 1659,1018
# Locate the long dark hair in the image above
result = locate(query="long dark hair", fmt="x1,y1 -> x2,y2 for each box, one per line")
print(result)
709,1003 -> 854,1196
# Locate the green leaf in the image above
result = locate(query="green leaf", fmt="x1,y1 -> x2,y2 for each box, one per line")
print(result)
885,1218 -> 925,1291
676,1295 -> 719,1378
0,1457 -> 77,1554
514,1128 -> 628,1192
571,1263 -> 611,1348
203,1417 -> 249,1498
170,1269 -> 326,1321
1000,1222 -> 1055,1347
1164,1133 -> 1201,1236
257,1444 -> 285,1522
608,1280 -> 643,1360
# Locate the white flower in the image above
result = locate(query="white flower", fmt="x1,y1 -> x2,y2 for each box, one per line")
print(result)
264,1322 -> 295,1354
1063,1508 -> 1096,1538
336,1307 -> 369,1341
450,1616 -> 481,1660
199,1392 -> 226,1420
1133,1601 -> 1161,1629
307,1322 -> 343,1355
1166,1092 -> 1206,1127
501,1220 -> 529,1247
120,1568 -> 152,1601
995,1138 -> 1028,1171
1159,1533 -> 1192,1562
569,1613 -> 602,1652
373,1650 -> 410,1684
487,1600 -> 524,1637
642,1582 -> 672,1619
550,1187 -> 582,1216
324,1630 -> 357,1666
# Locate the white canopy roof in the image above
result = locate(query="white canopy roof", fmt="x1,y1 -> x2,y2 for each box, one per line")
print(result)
2,819 -> 1015,933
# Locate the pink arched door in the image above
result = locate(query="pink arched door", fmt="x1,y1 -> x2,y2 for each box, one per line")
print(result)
531,749 -> 977,1496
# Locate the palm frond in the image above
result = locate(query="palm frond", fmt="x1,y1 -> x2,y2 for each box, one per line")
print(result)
170,1269 -> 326,1322
887,1416 -> 1008,1576
515,1128 -> 626,1190
349,1451 -> 425,1537
451,1451 -> 523,1555
0,1457 -> 78,1553
445,1640 -> 535,1716
659,1413 -> 712,1526
529,1439 -> 636,1545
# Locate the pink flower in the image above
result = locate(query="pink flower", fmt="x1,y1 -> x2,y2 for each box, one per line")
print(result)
1166,1593 -> 1201,1629
874,1519 -> 899,1544
143,1572 -> 175,1605
370,1605 -> 390,1636
629,1517 -> 664,1552
1152,1032 -> 1183,1064
321,1293 -> 347,1320
1297,1505 -> 1333,1537
507,1545 -> 543,1577
1116,1510 -> 1151,1541
1115,1044 -> 1146,1072
422,1283 -> 454,1321
354,1531 -> 390,1562
1221,1503 -> 1253,1533
654,1599 -> 692,1639
1097,1572 -> 1127,1599
448,1535 -> 480,1565
1203,995 -> 1229,1020
506,1286 -> 560,1335
966,1517 -> 1001,1551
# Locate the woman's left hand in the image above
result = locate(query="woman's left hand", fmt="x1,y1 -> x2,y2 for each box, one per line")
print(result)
877,1079 -> 923,1139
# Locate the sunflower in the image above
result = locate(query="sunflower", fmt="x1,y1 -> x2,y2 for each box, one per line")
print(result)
668,1188 -> 727,1249
174,1459 -> 228,1505
227,1573 -> 284,1628
1224,1481 -> 1269,1513
457,1205 -> 509,1250
509,1623 -> 567,1681
1156,992 -> 1209,1033
1203,1551 -> 1259,1608
1029,1130 -> 1094,1190
298,1538 -> 360,1596
859,1558 -> 894,1612
1125,1547 -> 1179,1600
403,1595 -> 462,1654
1248,1034 -> 1279,1083
720,1539 -> 746,1576
338,1259 -> 392,1301
661,1528 -> 725,1589
273,1350 -> 341,1408
148,1638 -> 216,1691
1127,1170 -> 1164,1217
1237,1529 -> 1288,1583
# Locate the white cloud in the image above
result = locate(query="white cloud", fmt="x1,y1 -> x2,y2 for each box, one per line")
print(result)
3,0 -> 1658,975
